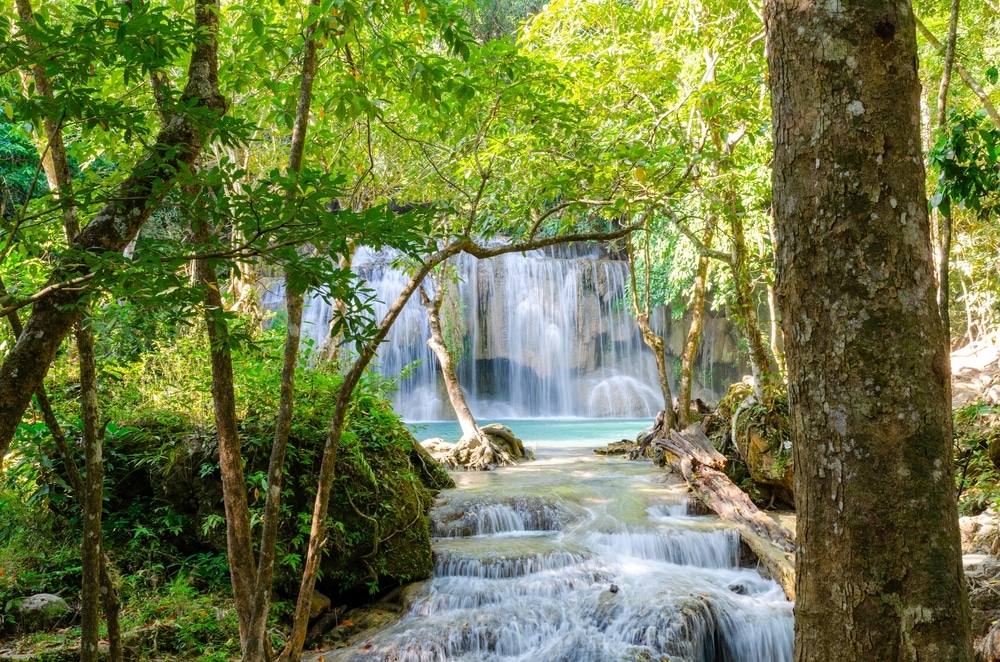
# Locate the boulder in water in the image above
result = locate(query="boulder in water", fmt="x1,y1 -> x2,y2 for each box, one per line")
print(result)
424,424 -> 533,471
594,440 -> 635,455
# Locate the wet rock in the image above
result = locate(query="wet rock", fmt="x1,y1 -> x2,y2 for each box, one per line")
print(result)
431,495 -> 576,537
16,593 -> 71,632
594,440 -> 635,455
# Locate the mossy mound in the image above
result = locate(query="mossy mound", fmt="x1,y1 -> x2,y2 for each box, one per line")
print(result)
711,381 -> 793,509
100,376 -> 453,602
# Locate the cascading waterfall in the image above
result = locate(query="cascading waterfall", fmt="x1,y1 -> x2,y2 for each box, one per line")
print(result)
268,245 -> 741,421
314,443 -> 793,662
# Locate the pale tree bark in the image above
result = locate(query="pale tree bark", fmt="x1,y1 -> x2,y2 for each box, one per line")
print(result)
677,222 -> 715,427
627,231 -> 676,429
419,264 -> 484,442
765,0 -> 973,658
277,225 -> 644,662
190,196 -> 257,649
242,2 -> 321,657
0,0 -> 226,466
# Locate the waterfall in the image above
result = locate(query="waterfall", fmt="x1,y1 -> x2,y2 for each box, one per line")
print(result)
312,440 -> 794,662
266,244 -> 742,421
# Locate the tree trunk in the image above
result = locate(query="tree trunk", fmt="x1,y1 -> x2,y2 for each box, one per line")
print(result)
935,0 -> 960,342
627,232 -> 676,429
243,3 -> 321,658
765,0 -> 974,658
727,205 -> 771,400
0,0 -> 225,465
323,242 -> 356,364
420,271 -> 482,441
191,204 -> 256,648
678,224 -> 714,427
77,321 -> 103,662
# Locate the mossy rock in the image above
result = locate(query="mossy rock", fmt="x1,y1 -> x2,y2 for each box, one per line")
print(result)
714,381 -> 794,508
101,388 -> 452,600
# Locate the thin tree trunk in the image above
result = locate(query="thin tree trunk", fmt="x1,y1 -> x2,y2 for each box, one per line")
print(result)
0,0 -> 226,465
0,278 -> 121,662
191,198 -> 256,648
627,232 -> 676,428
765,0 -> 973,657
323,242 -> 355,364
14,5 -> 107,655
77,320 -> 103,662
915,17 -> 1000,130
678,224 -> 714,427
727,204 -> 771,400
935,0 -> 960,342
420,269 -> 482,441
243,6 -> 321,657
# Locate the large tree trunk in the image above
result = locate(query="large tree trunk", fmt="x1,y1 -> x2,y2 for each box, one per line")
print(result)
0,0 -> 225,466
765,0 -> 973,659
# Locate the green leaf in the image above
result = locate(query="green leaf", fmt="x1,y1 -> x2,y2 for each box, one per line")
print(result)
251,16 -> 264,38
987,66 -> 999,86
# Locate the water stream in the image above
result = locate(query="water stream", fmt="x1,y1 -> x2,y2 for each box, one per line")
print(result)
320,422 -> 793,661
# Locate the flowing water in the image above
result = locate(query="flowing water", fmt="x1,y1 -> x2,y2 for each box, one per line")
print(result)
265,246 -> 741,421
319,421 -> 793,661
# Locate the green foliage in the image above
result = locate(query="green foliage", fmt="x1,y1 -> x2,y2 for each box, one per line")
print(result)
929,108 -> 1000,220
954,401 -> 1000,515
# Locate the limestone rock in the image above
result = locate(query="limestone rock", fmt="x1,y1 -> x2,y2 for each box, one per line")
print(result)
594,440 -> 635,455
960,510 -> 999,554
16,593 -> 70,632
424,425 -> 533,471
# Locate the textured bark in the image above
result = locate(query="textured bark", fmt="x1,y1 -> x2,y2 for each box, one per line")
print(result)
77,322 -> 103,662
0,0 -> 225,466
678,224 -> 714,427
192,211 -> 256,648
765,0 -> 973,658
656,424 -> 795,599
243,4 -> 321,658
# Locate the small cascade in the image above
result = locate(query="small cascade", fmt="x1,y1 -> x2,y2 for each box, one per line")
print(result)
317,444 -> 793,662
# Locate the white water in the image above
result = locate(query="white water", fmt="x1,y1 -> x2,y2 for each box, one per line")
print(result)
318,441 -> 793,661
265,246 -> 739,421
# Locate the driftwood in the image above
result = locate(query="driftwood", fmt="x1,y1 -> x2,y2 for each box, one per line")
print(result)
654,422 -> 796,600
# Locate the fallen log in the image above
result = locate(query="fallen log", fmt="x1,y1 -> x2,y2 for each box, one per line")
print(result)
654,422 -> 796,600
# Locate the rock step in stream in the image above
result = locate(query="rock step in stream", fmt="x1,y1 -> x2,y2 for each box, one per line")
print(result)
312,445 -> 792,661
